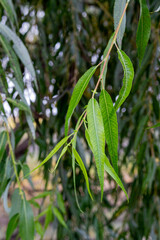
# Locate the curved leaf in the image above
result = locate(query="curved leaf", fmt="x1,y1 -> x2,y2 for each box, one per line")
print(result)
114,0 -> 126,49
104,155 -> 128,201
87,98 -> 105,200
0,23 -> 38,89
136,0 -> 151,65
65,66 -> 97,136
114,49 -> 134,112
72,148 -> 93,200
19,198 -> 34,240
100,90 -> 118,173
52,207 -> 67,229
0,0 -> 17,26
50,146 -> 68,173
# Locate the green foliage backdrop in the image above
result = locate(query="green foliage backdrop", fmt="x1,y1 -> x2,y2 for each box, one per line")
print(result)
0,0 -> 160,239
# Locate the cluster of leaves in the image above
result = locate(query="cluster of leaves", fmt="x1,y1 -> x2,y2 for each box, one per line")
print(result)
0,0 -> 160,239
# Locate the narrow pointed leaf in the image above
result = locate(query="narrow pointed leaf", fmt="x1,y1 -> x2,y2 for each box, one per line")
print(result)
134,115 -> 148,149
72,148 -> 93,200
6,98 -> 30,112
100,33 -> 115,89
87,98 -> 105,200
52,207 -> 67,228
28,135 -> 72,175
136,0 -> 151,65
146,122 -> 160,129
19,198 -> 34,240
50,146 -> 68,173
100,90 -> 118,173
104,155 -> 128,201
0,23 -> 37,89
114,0 -> 126,49
114,49 -> 134,112
65,66 -> 97,136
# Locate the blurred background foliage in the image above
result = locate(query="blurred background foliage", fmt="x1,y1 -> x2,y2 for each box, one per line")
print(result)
0,0 -> 160,239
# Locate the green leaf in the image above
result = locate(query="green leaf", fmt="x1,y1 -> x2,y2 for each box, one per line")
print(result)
87,98 -> 105,200
30,191 -> 51,200
6,214 -> 19,240
0,0 -> 17,26
9,189 -> 22,219
104,155 -> 128,201
57,193 -> 66,214
136,0 -> 151,65
114,0 -> 126,49
100,90 -> 118,173
0,131 -> 7,163
53,207 -> 67,229
35,221 -> 44,237
19,198 -> 34,240
100,33 -> 115,89
6,98 -> 30,112
0,23 -> 38,89
72,148 -> 93,200
146,122 -> 160,129
65,66 -> 97,136
114,49 -> 134,112
44,205 -> 52,230
50,146 -> 68,173
28,135 -> 72,175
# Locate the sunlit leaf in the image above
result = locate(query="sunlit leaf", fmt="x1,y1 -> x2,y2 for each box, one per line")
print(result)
100,90 -> 118,173
114,49 -> 134,112
136,0 -> 151,65
65,66 -> 97,136
72,148 -> 93,200
114,0 -> 126,49
87,98 -> 105,200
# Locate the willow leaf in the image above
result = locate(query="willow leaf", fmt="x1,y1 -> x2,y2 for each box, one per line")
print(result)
19,198 -> 34,240
87,98 -> 105,200
0,131 -> 7,163
50,146 -> 68,173
72,148 -> 93,200
6,98 -> 30,112
136,0 -> 151,65
146,122 -> 160,129
28,135 -> 72,175
134,115 -> 149,149
100,90 -> 118,173
0,0 -> 17,26
104,155 -> 128,201
114,0 -> 126,49
65,66 -> 97,136
0,23 -> 38,89
52,207 -> 67,229
114,49 -> 134,112
100,33 -> 115,89
6,214 -> 19,240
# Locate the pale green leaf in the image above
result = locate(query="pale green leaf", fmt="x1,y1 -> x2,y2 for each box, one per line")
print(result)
114,49 -> 134,112
0,0 -> 17,26
104,155 -> 128,201
87,98 -> 105,200
100,33 -> 115,89
53,207 -> 67,228
50,146 -> 68,173
19,198 -> 34,240
100,90 -> 118,173
136,0 -> 151,65
72,148 -> 93,200
6,214 -> 19,240
114,0 -> 126,49
0,23 -> 38,89
28,135 -> 72,175
35,221 -> 44,237
6,98 -> 30,112
65,66 -> 97,136
9,189 -> 22,219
